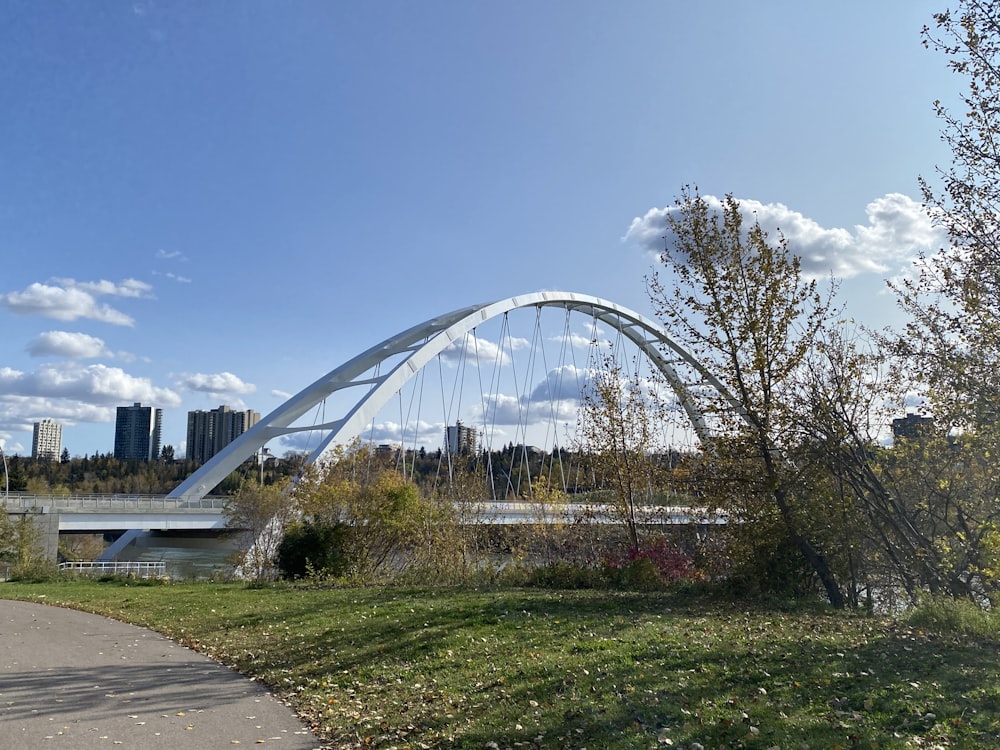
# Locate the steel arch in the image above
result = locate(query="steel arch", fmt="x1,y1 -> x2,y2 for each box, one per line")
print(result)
168,291 -> 740,502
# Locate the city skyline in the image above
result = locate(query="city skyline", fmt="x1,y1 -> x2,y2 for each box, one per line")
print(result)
0,2 -> 957,458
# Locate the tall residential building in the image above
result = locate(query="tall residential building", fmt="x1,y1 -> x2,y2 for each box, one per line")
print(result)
113,402 -> 163,461
445,420 -> 477,455
31,418 -> 62,461
892,413 -> 935,441
186,405 -> 260,464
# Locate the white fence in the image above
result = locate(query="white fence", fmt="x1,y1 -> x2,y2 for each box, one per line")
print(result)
58,560 -> 167,578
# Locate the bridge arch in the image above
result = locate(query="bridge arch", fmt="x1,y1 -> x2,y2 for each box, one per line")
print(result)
168,291 -> 740,502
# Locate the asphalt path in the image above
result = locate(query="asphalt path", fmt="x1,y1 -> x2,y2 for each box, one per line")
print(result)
0,599 -> 323,749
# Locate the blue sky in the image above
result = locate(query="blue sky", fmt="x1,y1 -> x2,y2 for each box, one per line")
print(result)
0,1 -> 956,459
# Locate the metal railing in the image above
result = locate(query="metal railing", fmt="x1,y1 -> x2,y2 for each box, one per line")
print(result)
1,493 -> 228,513
58,560 -> 167,578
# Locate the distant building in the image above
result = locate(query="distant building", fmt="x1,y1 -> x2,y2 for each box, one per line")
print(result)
31,419 -> 62,461
114,402 -> 163,461
892,413 -> 935,441
186,405 -> 261,464
445,421 -> 477,455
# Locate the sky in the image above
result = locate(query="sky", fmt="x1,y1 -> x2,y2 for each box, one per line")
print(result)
0,1 -> 959,460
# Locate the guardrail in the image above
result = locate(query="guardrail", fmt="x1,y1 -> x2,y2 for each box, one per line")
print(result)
58,560 -> 167,578
1,494 -> 725,526
1,493 -> 228,512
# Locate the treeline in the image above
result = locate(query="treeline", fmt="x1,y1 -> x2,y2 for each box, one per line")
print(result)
1,445 -> 688,500
2,452 -> 307,496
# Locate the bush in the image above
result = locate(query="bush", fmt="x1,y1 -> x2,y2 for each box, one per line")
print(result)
602,538 -> 699,590
6,561 -> 61,583
276,519 -> 351,580
500,561 -> 605,589
906,595 -> 1000,638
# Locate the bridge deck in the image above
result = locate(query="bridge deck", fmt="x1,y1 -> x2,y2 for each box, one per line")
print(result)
3,493 -> 724,532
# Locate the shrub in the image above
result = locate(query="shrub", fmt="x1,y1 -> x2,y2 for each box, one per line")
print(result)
602,538 -> 699,590
906,595 -> 1000,638
276,519 -> 351,580
501,561 -> 605,589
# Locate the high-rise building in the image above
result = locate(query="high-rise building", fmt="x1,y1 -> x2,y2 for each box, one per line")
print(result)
892,413 -> 935,441
31,418 -> 62,461
445,420 -> 477,455
186,405 -> 261,464
113,402 -> 163,461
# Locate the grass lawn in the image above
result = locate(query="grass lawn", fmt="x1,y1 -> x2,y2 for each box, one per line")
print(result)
2,581 -> 999,749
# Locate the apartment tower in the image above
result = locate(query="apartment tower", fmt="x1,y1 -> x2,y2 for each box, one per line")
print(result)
31,418 -> 62,461
113,402 -> 163,461
445,420 -> 478,455
186,405 -> 261,464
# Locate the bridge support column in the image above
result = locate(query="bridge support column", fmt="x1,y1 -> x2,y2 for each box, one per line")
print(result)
98,528 -> 148,562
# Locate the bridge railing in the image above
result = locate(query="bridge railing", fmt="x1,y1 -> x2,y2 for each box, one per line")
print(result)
1,493 -> 228,513
58,560 -> 167,578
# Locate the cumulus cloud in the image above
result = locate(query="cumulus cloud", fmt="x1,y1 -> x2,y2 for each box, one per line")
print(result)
528,364 -> 588,403
0,278 -> 153,325
0,362 -> 181,407
433,364 -> 590,431
27,331 -> 109,359
439,335 -> 530,366
625,193 -> 945,279
0,394 -> 114,431
180,371 -> 256,396
364,419 -> 444,447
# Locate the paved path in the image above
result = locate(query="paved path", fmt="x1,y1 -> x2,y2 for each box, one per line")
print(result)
0,599 -> 323,749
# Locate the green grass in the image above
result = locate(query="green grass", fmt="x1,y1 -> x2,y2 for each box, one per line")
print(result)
3,581 -> 999,749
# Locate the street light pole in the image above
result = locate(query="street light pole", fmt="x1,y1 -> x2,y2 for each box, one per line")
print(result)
257,446 -> 274,485
0,443 -> 8,500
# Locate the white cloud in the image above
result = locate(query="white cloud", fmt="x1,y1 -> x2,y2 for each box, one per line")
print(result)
555,330 -> 598,351
27,331 -> 109,359
0,394 -> 114,430
180,371 -> 257,396
528,364 -> 588,403
0,362 -> 181,412
476,390 -> 579,427
478,393 -> 525,425
54,278 -> 153,298
0,277 -> 153,325
271,389 -> 292,399
439,335 -> 530,367
365,418 -> 444,447
625,193 -> 944,280
155,248 -> 188,261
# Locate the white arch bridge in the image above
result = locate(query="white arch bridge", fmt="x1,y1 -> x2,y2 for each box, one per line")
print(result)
9,292 -> 741,567
168,290 -> 741,503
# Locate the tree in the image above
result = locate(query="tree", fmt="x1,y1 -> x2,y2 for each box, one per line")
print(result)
289,444 -> 458,582
648,188 -> 847,607
0,511 -> 47,577
577,349 -> 665,553
863,1 -> 1000,604
224,479 -> 296,581
897,1 -> 1000,429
